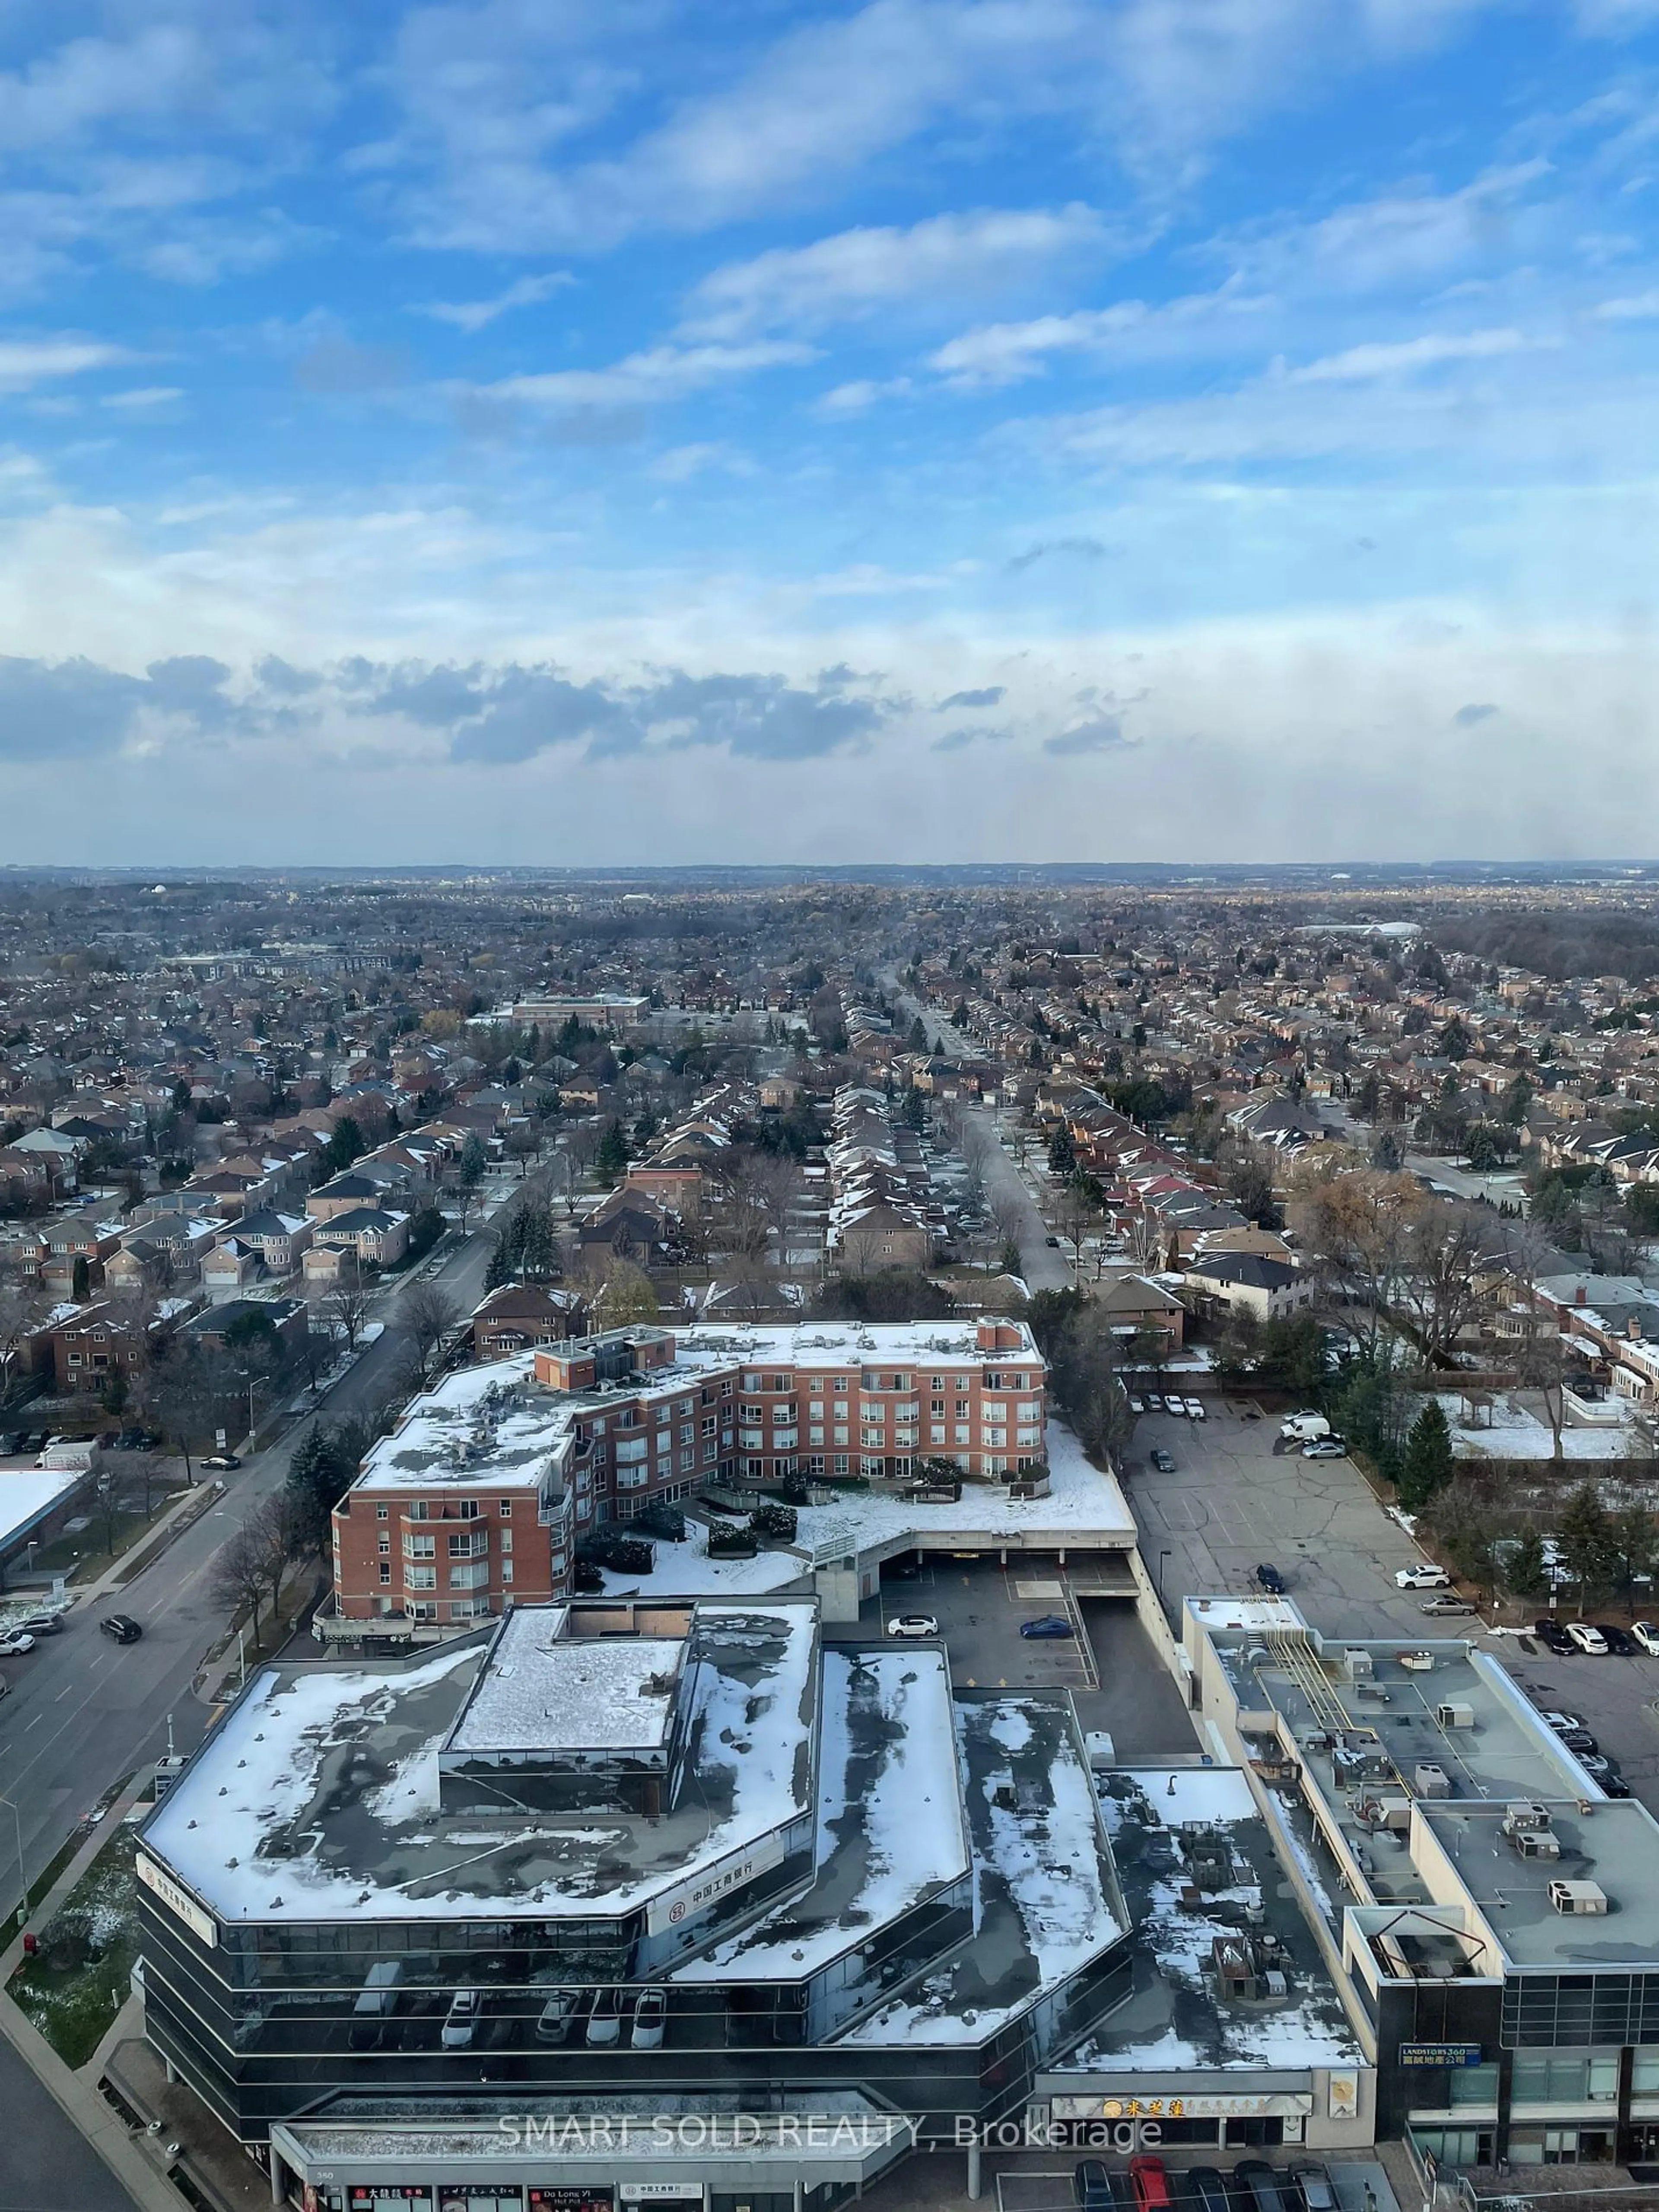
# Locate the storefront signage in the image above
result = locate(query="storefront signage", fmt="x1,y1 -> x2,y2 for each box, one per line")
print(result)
1398,2044 -> 1483,2069
135,1852 -> 218,1948
644,1831 -> 786,1934
1050,2094 -> 1313,2121
619,2190 -> 705,2205
528,2193 -> 612,2212
1327,2072 -> 1360,2122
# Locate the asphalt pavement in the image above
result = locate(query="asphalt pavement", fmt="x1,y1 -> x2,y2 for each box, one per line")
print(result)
0,2032 -> 140,2212
0,1189 -> 508,1924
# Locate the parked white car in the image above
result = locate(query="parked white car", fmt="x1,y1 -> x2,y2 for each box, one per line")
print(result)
1184,1398 -> 1205,1421
441,1989 -> 480,2049
1634,1624 -> 1659,1657
632,1987 -> 667,2050
886,1614 -> 940,1640
1396,1565 -> 1450,1589
1567,1621 -> 1609,1656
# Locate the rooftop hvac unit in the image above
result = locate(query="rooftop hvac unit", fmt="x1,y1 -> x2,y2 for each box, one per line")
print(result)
1436,1701 -> 1476,1730
1414,1763 -> 1452,1798
1262,1969 -> 1290,1998
1549,1879 -> 1609,1916
1503,1802 -> 1553,1833
1343,1648 -> 1375,1681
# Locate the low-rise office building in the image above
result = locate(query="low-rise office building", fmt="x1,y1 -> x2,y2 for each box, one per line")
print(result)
1186,1596 -> 1659,2175
136,1595 -> 1133,2209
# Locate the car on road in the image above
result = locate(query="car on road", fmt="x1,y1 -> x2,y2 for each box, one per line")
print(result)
1397,1564 -> 1451,1588
1045,1235 -> 1061,1248
1149,1448 -> 1176,1472
1301,1439 -> 1346,1458
1254,1563 -> 1287,1595
1634,1623 -> 1659,1656
1184,1397 -> 1206,1420
20,1614 -> 63,1636
0,1630 -> 35,1654
1596,1624 -> 1637,1656
100,1613 -> 143,1643
1019,1615 -> 1074,1638
1534,1620 -> 1576,1655
440,1989 -> 480,2049
200,1453 -> 242,1471
886,1615 -> 940,1640
1567,1621 -> 1610,1655
1420,1592 -> 1476,1615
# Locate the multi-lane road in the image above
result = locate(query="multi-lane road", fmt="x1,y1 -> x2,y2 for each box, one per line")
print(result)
0,1182 -> 510,1924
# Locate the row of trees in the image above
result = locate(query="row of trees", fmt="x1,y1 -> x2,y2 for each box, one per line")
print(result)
211,1418 -> 372,1646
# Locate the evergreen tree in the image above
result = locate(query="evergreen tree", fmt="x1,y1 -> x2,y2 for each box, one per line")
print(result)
1047,1126 -> 1077,1175
1397,1398 -> 1454,1509
322,1115 -> 365,1176
1558,1482 -> 1616,1605
1503,1527 -> 1549,1601
595,1119 -> 629,1187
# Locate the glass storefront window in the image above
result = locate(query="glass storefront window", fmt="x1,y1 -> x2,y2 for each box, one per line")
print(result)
1510,2053 -> 1615,2105
1449,2064 -> 1500,2110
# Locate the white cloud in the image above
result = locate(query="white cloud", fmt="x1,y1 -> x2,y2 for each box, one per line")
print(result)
483,340 -> 817,410
1594,286 -> 1659,318
1220,162 -> 1553,297
101,386 -> 184,410
419,271 -> 574,333
680,205 -> 1108,340
0,339 -> 131,388
815,377 -> 914,413
928,285 -> 1269,388
1287,327 -> 1535,380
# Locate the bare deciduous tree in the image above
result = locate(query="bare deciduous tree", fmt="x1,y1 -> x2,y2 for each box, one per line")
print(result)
401,1282 -> 458,1380
325,1262 -> 374,1354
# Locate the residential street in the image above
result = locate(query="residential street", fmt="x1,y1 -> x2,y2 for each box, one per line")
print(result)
882,971 -> 1073,1292
0,1187 -> 509,1926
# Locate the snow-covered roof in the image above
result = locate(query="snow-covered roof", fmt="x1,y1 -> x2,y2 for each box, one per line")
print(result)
445,1615 -> 682,1755
140,1600 -> 819,1928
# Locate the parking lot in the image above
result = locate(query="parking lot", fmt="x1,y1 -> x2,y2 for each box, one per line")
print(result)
1123,1399 -> 1452,1639
851,1557 -> 1198,1758
1498,1639 -> 1659,1819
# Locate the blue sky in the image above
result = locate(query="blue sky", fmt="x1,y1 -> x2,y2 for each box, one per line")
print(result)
3,0 -> 1659,863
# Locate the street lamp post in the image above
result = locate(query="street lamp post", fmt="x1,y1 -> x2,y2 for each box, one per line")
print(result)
0,1792 -> 25,1926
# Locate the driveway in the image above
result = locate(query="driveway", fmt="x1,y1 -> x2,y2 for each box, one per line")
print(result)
1124,1401 -> 1452,1635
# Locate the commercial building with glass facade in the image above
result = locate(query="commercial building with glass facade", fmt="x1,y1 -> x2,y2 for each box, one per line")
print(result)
1186,1595 -> 1659,2175
134,1595 -> 1132,2211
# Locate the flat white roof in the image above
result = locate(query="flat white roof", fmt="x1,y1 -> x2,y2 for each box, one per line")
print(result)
447,1621 -> 682,1754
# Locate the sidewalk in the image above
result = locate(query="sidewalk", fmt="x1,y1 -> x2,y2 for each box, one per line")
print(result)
0,1774 -> 184,2212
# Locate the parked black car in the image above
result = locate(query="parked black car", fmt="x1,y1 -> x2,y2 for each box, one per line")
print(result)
1596,1624 -> 1637,1656
1255,1563 -> 1287,1595
1075,2162 -> 1116,2212
1533,1618 -> 1574,1655
1234,2164 -> 1291,2212
1183,2169 -> 1231,2212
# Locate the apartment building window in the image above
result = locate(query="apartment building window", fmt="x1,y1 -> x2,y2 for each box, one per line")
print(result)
499,1498 -> 512,1516
834,1425 -> 850,1446
679,1423 -> 694,1444
808,1379 -> 823,1396
808,1456 -> 825,1478
499,1528 -> 512,1552
679,1448 -> 695,1471
1018,1400 -> 1041,1420
833,1455 -> 849,1475
931,1375 -> 946,1390
702,1414 -> 717,1435
456,1498 -> 480,1520
954,1425 -> 970,1444
403,1533 -> 436,1560
931,1397 -> 945,1415
985,1371 -> 1004,1389
449,1560 -> 489,1590
377,1533 -> 390,1555
703,1440 -> 717,1463
982,1401 -> 1006,1420
930,1425 -> 946,1444
407,1500 -> 429,1521
447,1529 -> 488,1557
378,1562 -> 391,1585
956,1375 -> 971,1389
861,1455 -> 884,1478
744,1458 -> 764,1480
742,1371 -> 763,1392
406,1565 -> 437,1590
808,1426 -> 825,1446
741,1402 -> 765,1422
408,1600 -> 437,1620
769,1373 -> 789,1392
376,1503 -> 389,1519
833,1378 -> 848,1395
1512,2054 -> 1620,2106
